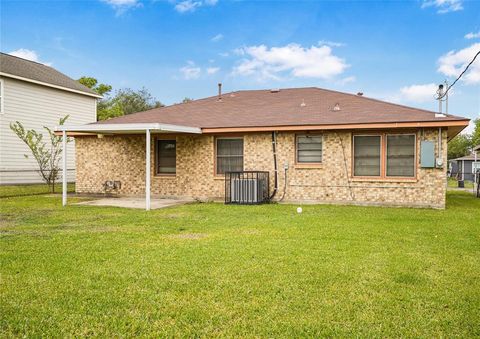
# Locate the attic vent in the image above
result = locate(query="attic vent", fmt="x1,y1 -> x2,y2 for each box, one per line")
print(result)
300,99 -> 306,107
270,89 -> 280,93
357,92 -> 363,96
333,103 -> 341,111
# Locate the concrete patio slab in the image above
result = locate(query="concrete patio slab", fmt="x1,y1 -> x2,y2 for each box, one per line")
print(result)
74,197 -> 195,209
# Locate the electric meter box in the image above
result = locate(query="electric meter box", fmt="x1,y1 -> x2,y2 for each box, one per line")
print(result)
420,141 -> 435,168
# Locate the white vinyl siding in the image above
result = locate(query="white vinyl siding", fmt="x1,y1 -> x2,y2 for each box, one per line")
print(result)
0,76 -> 96,184
0,79 -> 4,114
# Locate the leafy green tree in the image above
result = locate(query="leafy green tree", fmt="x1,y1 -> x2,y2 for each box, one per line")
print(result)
448,134 -> 472,160
78,77 -> 163,121
111,88 -> 164,115
97,102 -> 124,121
471,118 -> 480,148
77,76 -> 112,96
10,116 -> 71,192
182,97 -> 193,103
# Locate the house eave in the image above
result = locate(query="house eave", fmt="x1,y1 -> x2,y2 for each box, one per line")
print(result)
0,72 -> 103,98
55,123 -> 202,134
200,119 -> 470,134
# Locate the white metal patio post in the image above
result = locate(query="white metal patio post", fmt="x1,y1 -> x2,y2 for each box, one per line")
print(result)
475,152 -> 478,192
62,130 -> 67,207
145,129 -> 151,211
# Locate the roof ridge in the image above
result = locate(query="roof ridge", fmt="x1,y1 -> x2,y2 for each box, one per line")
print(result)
0,51 -> 53,68
232,86 -> 464,119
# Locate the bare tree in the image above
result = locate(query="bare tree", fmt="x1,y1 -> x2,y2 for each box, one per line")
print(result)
10,116 -> 71,193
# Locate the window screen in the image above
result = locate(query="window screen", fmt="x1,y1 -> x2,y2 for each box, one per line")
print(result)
387,135 -> 415,177
216,138 -> 243,174
156,140 -> 176,174
297,135 -> 322,163
354,135 -> 381,176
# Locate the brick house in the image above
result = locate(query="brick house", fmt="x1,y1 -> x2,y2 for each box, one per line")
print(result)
57,87 -> 469,209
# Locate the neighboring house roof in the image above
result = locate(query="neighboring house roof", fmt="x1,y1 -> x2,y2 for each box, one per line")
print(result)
474,145 -> 480,151
452,154 -> 478,161
95,87 -> 468,134
0,52 -> 101,98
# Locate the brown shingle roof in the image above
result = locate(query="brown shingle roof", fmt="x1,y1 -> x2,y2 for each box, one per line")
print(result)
0,52 -> 99,97
96,87 -> 468,129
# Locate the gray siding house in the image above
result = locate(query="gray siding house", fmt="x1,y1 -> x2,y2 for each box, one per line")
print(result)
0,53 -> 101,184
449,154 -> 480,182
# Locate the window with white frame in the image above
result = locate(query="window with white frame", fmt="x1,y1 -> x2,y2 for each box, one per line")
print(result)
216,138 -> 243,174
473,162 -> 480,173
296,135 -> 323,163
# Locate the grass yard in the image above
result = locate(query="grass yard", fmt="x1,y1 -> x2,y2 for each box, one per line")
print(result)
0,183 -> 75,198
447,177 -> 475,189
1,187 -> 479,337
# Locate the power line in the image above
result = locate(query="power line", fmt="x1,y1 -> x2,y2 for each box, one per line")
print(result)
439,48 -> 480,99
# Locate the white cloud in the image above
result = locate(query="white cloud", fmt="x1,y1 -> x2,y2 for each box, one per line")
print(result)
174,0 -> 217,13
465,31 -> 480,40
211,34 -> 223,42
8,49 -> 52,66
175,0 -> 201,13
318,40 -> 345,47
336,76 -> 356,85
180,61 -> 201,79
421,0 -> 463,13
399,83 -> 438,103
232,43 -> 348,81
101,0 -> 141,15
438,42 -> 480,84
207,67 -> 220,74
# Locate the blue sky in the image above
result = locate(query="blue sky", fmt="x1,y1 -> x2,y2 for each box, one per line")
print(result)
2,0 -> 479,130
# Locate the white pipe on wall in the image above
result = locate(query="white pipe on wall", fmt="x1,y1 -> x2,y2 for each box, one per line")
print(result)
145,129 -> 151,211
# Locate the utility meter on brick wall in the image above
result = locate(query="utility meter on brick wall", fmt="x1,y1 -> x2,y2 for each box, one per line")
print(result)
436,158 -> 444,168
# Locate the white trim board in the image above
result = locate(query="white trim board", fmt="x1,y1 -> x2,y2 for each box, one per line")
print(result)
55,123 -> 202,134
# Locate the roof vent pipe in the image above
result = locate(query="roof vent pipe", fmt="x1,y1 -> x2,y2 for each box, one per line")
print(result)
218,83 -> 222,101
357,92 -> 363,96
435,83 -> 447,118
333,103 -> 341,111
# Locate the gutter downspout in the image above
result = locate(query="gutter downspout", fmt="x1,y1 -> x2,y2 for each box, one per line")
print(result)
269,131 -> 278,201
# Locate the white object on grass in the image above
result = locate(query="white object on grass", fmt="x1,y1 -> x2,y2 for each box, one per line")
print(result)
297,207 -> 303,214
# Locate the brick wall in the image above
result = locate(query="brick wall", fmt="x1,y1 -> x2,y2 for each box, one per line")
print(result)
75,128 -> 447,208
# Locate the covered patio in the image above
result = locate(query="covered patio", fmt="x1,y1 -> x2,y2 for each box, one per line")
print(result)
55,123 -> 202,210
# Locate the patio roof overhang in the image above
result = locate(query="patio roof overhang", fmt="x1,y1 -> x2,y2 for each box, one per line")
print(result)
54,123 -> 202,135
56,123 -> 201,211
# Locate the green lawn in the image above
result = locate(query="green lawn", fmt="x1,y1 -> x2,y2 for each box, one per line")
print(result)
447,177 -> 475,189
0,183 -> 75,198
1,187 -> 479,337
